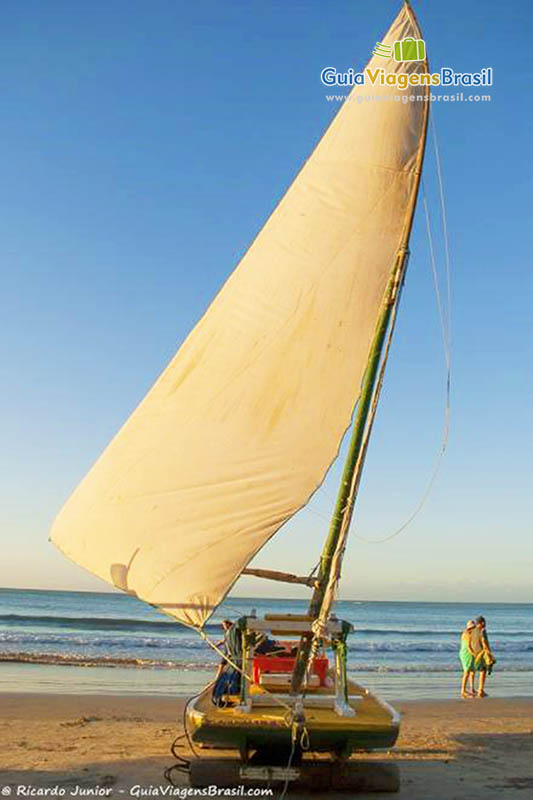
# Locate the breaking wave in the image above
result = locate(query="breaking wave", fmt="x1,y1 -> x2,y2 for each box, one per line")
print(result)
0,613 -> 221,634
2,650 -> 533,674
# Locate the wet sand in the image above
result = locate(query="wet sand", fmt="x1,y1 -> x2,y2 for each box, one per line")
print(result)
1,693 -> 532,798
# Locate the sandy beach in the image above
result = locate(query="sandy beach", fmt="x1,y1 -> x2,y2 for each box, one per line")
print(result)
1,693 -> 532,798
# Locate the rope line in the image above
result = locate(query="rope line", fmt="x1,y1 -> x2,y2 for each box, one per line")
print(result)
431,114 -> 453,356
423,187 -> 450,373
171,112 -> 453,794
197,627 -> 294,715
354,113 -> 451,545
164,680 -> 213,783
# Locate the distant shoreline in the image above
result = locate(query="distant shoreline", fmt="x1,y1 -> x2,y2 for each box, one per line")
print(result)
1,587 -> 532,604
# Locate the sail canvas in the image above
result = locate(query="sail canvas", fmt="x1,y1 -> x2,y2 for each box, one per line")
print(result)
51,4 -> 429,628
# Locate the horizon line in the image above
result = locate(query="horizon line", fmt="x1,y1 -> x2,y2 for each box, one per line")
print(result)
0,586 -> 531,605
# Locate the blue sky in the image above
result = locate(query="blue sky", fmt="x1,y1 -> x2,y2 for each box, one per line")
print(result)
1,0 -> 532,602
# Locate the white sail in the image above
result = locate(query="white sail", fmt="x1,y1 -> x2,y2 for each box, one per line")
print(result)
51,4 -> 429,628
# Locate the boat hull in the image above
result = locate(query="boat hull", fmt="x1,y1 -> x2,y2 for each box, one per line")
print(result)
186,677 -> 399,758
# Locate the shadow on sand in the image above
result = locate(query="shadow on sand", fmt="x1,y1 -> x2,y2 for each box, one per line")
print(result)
4,731 -> 533,799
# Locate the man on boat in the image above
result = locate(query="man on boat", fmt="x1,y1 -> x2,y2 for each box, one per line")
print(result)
212,620 -> 242,706
254,635 -> 286,656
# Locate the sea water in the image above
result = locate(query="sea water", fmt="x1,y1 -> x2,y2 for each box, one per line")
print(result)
0,588 -> 531,700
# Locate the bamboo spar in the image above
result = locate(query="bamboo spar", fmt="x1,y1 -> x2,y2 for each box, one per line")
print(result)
242,567 -> 318,588
289,252 -> 408,694
290,2 -> 430,696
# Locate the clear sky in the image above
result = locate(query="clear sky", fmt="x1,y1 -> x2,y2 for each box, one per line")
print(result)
1,0 -> 532,602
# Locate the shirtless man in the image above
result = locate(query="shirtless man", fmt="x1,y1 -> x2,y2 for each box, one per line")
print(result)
470,615 -> 495,698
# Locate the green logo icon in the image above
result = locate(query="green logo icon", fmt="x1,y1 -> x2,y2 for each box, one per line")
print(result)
373,37 -> 426,62
394,37 -> 425,62
373,42 -> 392,58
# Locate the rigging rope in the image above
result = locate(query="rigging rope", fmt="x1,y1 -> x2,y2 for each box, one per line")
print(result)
199,620 -> 312,800
305,113 -> 452,548
164,681 -> 210,784
354,111 -> 452,545
316,273 -> 406,609
431,116 -> 453,355
197,627 -> 294,715
176,113 -> 453,793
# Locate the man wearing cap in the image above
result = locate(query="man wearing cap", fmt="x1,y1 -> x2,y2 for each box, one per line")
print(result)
470,615 -> 495,697
212,619 -> 242,706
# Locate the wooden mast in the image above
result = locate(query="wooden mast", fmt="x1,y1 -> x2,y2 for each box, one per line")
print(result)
290,0 -> 430,696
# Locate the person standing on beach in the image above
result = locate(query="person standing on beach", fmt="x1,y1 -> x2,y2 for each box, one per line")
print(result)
470,615 -> 496,698
459,619 -> 476,698
212,619 -> 242,706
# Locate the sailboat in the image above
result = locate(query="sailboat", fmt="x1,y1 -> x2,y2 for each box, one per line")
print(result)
51,1 -> 430,791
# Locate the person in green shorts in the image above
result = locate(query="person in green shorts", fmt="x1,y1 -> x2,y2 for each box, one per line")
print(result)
459,619 -> 476,698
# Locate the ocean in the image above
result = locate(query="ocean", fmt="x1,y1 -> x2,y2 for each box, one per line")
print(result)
0,588 -> 532,700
